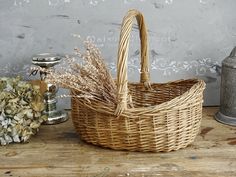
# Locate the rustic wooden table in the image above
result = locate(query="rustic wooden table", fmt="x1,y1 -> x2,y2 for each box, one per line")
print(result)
0,107 -> 236,177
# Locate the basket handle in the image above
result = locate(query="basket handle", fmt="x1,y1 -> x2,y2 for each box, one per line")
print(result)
115,9 -> 150,116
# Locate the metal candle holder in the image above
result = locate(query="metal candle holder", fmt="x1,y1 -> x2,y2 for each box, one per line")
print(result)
32,53 -> 68,125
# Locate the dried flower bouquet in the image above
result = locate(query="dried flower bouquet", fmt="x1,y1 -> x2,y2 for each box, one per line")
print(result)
33,40 -> 117,107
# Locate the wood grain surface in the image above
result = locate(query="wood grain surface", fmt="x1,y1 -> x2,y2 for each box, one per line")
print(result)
0,107 -> 236,177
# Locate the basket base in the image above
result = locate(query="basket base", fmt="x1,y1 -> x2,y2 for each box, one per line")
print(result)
215,112 -> 236,126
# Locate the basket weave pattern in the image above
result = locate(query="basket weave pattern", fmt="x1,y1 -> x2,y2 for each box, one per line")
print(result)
71,10 -> 205,152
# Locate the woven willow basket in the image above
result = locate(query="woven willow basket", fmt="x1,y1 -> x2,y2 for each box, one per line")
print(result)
71,9 -> 205,152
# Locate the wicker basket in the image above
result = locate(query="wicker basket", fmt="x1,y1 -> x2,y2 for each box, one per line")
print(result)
71,9 -> 205,152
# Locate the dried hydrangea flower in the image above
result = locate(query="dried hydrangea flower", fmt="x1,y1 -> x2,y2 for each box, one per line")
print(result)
0,77 -> 47,145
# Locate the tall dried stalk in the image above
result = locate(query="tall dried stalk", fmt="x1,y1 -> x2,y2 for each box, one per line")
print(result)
33,40 -> 117,105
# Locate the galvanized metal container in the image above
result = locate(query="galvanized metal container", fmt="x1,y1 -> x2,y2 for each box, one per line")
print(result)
215,47 -> 236,126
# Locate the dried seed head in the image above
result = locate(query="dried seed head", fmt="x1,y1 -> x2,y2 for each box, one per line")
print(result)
32,40 -> 117,105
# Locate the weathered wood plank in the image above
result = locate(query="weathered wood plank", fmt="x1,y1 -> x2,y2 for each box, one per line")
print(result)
0,107 -> 236,177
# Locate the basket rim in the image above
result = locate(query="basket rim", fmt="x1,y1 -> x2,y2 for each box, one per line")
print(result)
72,78 -> 205,118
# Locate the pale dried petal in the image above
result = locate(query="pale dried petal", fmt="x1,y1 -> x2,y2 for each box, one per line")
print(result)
0,77 -> 46,145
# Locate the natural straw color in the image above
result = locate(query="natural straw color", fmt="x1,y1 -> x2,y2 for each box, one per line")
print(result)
71,9 -> 206,152
32,40 -> 117,104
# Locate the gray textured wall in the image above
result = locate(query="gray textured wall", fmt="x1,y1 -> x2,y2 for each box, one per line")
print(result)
0,0 -> 236,108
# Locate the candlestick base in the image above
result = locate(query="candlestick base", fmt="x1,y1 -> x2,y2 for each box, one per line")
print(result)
43,110 -> 68,125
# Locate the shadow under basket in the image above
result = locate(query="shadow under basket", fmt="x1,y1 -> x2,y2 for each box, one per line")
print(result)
71,9 -> 205,152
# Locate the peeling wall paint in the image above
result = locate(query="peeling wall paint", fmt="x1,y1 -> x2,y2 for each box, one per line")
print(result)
0,0 -> 235,107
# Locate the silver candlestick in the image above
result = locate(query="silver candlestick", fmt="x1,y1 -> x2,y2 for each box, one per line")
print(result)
32,53 -> 68,125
